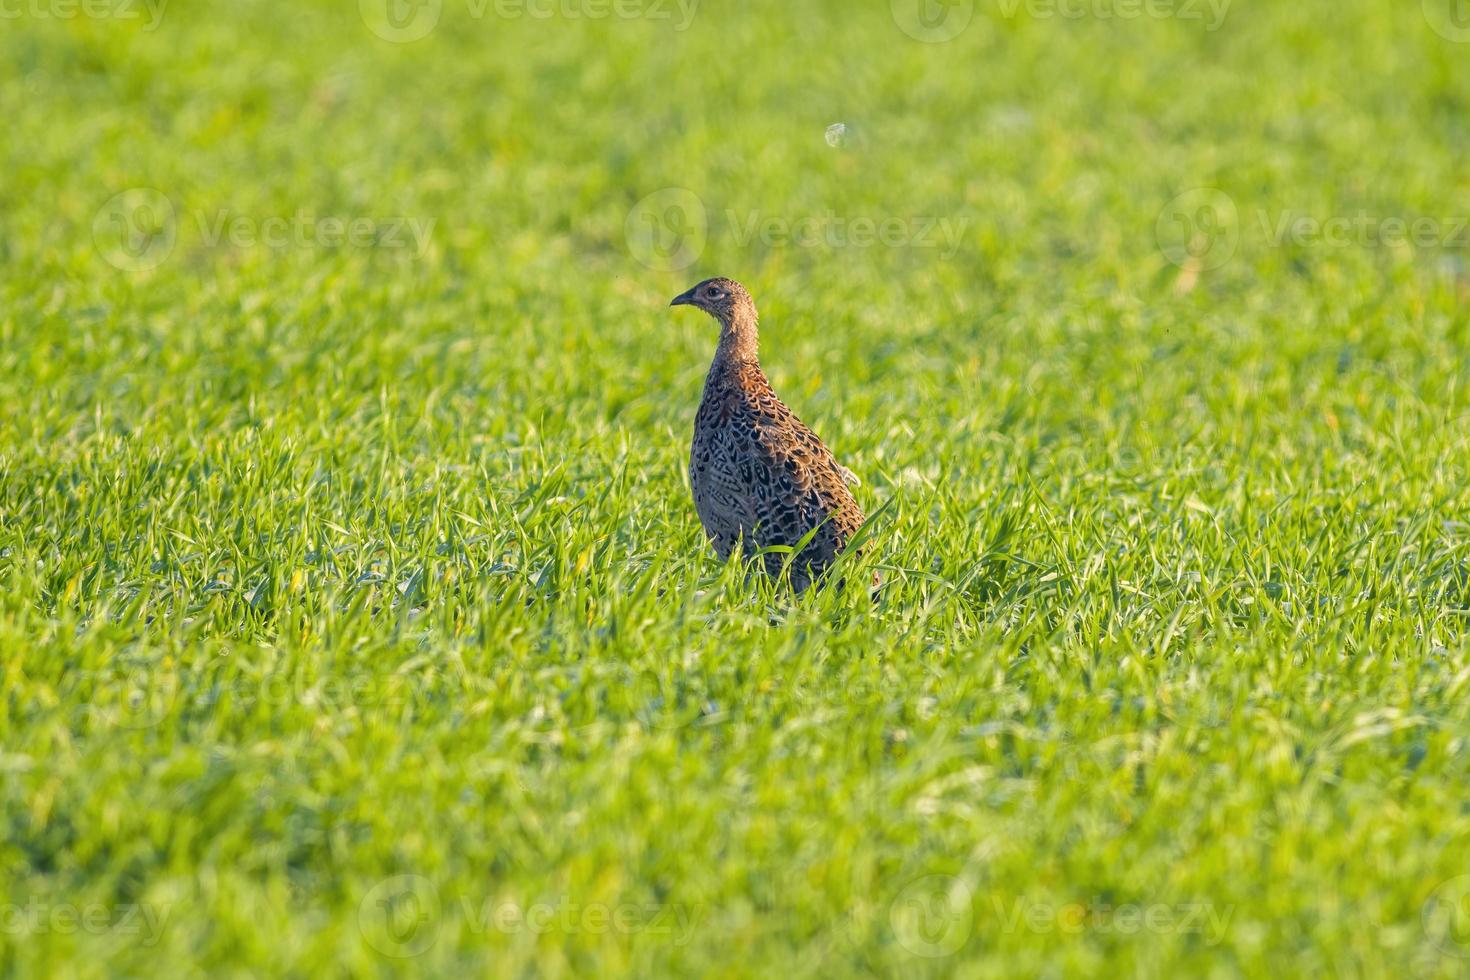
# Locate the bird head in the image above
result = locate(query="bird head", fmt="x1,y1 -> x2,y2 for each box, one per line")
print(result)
670,277 -> 756,327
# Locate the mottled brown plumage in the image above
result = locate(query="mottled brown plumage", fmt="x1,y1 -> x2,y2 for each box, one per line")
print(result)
670,277 -> 865,590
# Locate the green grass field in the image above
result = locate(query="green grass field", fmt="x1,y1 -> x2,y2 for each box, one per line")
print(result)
3,0 -> 1470,975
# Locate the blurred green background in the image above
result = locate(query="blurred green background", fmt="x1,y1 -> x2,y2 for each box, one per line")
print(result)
2,0 -> 1469,976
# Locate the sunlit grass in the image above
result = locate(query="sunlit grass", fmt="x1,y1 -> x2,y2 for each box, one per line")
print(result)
1,0 -> 1469,976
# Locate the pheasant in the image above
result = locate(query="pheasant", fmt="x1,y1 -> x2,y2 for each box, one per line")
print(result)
670,277 -> 865,590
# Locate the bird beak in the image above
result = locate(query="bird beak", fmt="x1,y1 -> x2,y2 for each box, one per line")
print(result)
670,289 -> 696,308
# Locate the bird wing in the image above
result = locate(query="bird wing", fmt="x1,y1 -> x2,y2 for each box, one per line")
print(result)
691,364 -> 865,581
735,397 -> 865,555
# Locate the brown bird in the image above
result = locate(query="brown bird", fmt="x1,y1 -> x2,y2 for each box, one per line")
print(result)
671,277 -> 865,590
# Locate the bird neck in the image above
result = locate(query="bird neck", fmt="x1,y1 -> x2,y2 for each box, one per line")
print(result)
713,309 -> 759,368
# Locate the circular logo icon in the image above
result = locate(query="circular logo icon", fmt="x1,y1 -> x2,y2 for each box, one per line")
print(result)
890,874 -> 974,958
891,0 -> 975,43
630,667 -> 709,732
1424,875 -> 1470,958
1156,187 -> 1239,271
82,658 -> 181,731
1424,0 -> 1470,43
93,188 -> 176,272
625,187 -> 708,273
359,0 -> 442,42
359,875 -> 441,958
113,666 -> 182,730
